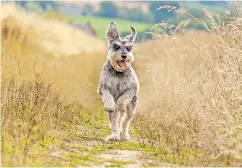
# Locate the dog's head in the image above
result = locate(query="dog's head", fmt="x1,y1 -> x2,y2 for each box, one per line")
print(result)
106,22 -> 137,72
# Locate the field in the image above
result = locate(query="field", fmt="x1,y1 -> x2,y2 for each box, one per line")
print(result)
1,3 -> 242,167
65,15 -> 152,39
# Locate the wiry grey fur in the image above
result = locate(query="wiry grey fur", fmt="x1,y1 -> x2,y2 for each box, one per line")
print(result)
97,22 -> 139,141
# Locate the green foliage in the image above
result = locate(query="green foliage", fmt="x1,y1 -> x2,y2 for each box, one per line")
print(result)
38,1 -> 57,11
83,4 -> 94,15
65,15 -> 152,40
117,7 -> 154,23
98,1 -> 118,18
200,1 -> 228,7
15,1 -> 28,8
15,1 -> 60,11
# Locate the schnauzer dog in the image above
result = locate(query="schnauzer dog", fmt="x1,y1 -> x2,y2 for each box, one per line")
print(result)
97,22 -> 139,141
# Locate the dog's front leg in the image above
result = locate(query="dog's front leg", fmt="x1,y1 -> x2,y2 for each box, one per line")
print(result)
106,109 -> 120,141
116,89 -> 136,140
100,89 -> 115,113
100,89 -> 120,141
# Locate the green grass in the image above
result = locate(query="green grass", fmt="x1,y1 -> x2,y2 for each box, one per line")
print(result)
66,152 -> 134,167
65,15 -> 152,39
93,141 -> 158,154
67,153 -> 103,165
105,159 -> 134,167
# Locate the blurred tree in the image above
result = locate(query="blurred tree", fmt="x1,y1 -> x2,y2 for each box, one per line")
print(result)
83,4 -> 94,15
130,8 -> 147,21
39,1 -> 59,11
200,1 -> 217,6
118,7 -> 154,22
15,1 -> 42,12
99,2 -> 118,18
26,1 -> 43,12
118,7 -> 130,19
15,1 -> 28,8
200,1 -> 228,7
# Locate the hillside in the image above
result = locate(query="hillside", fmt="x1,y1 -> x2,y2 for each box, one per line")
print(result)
60,1 -> 150,14
2,4 -> 106,58
65,15 -> 152,40
60,1 -> 227,15
11,1 -> 231,42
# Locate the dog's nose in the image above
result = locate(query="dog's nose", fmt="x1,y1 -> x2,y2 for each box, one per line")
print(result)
121,55 -> 127,59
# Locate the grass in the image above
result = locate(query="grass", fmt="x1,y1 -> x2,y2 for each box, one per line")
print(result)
1,75 -> 88,166
2,3 -> 242,167
133,4 -> 242,167
93,142 -> 157,154
165,3 -> 229,30
67,153 -> 100,165
65,15 -> 152,39
66,152 -> 135,167
105,159 -> 134,167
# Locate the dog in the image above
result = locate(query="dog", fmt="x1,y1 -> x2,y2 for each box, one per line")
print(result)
97,22 -> 139,141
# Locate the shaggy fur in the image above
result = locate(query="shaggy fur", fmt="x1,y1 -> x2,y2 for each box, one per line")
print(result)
98,22 -> 139,141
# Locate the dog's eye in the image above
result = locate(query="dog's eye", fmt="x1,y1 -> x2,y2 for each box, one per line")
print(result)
113,44 -> 120,51
126,46 -> 133,52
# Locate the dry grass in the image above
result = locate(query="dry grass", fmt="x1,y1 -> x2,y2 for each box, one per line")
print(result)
2,4 -> 108,114
1,3 -> 106,58
1,4 -> 107,166
133,5 -> 242,166
1,73 -> 91,166
1,3 -> 242,167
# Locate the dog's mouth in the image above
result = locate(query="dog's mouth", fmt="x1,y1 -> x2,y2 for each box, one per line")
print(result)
117,60 -> 127,68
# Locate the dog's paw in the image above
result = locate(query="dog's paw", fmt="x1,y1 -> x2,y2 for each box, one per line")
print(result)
120,132 -> 130,140
105,134 -> 120,142
104,102 -> 115,113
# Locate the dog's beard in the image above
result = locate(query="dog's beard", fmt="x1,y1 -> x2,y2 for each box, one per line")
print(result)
109,55 -> 132,72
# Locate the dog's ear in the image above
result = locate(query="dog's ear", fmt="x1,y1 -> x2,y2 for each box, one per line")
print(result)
106,22 -> 119,43
125,26 -> 137,43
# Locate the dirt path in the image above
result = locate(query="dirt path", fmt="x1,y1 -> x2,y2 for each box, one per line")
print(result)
48,120 -> 174,167
50,136 -> 173,167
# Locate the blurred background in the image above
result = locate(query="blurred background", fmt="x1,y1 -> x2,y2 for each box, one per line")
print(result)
2,1 -> 242,167
8,1 -> 230,41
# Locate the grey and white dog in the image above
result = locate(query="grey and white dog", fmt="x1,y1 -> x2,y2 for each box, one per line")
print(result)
97,22 -> 139,141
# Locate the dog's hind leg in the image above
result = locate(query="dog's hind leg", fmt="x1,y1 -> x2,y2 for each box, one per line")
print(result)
120,96 -> 137,140
106,110 -> 120,141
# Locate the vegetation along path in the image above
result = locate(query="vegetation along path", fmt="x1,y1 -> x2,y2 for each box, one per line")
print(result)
49,117 -> 173,167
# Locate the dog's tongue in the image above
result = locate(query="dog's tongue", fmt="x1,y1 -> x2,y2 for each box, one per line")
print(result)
117,60 -> 126,68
